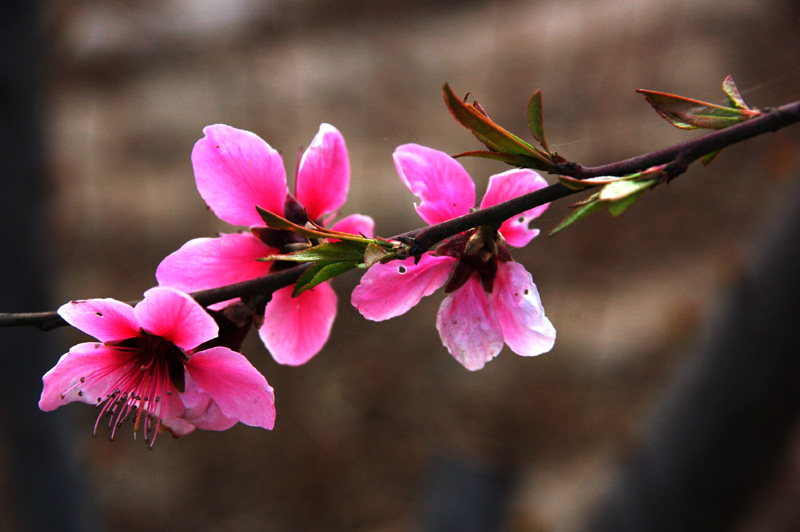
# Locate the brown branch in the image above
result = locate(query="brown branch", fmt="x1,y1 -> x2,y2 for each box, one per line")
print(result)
0,263 -> 312,331
1,100 -> 797,331
404,100 -> 800,251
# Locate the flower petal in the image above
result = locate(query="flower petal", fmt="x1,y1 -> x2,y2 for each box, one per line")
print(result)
351,254 -> 455,321
192,124 -> 288,227
134,287 -> 219,350
183,347 -> 275,430
180,388 -> 237,432
490,261 -> 556,357
394,144 -> 475,225
156,233 -> 274,293
479,169 -> 550,248
329,213 -> 375,238
436,277 -> 504,371
39,342 -> 130,411
259,283 -> 337,365
57,298 -> 140,343
296,123 -> 350,221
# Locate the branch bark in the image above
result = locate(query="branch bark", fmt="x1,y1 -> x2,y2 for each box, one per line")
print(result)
1,99 -> 797,332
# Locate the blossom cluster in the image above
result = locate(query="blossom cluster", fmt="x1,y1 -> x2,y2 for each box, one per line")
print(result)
40,124 -> 555,447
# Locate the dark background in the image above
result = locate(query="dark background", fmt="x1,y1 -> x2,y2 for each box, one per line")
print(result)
1,1 -> 799,531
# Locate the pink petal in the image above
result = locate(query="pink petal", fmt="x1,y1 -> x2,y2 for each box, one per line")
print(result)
150,386 -> 195,436
183,347 -> 275,430
134,287 -> 219,351
490,261 -> 556,357
156,233 -> 274,293
39,342 -> 130,411
436,277 -> 504,371
393,144 -> 475,225
180,388 -> 237,432
351,254 -> 456,321
296,123 -> 350,221
57,298 -> 140,343
329,213 -> 375,238
192,124 -> 288,227
479,169 -> 550,248
259,283 -> 337,365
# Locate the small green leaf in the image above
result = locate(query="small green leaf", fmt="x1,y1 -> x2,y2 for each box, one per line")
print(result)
598,178 -> 657,202
364,243 -> 390,268
443,83 -> 556,170
722,75 -> 749,110
293,260 -> 358,296
527,89 -> 550,153
702,150 -> 721,166
559,175 -> 631,191
256,206 -> 330,239
548,193 -> 604,237
453,150 -> 557,172
263,240 -> 367,263
637,89 -> 759,130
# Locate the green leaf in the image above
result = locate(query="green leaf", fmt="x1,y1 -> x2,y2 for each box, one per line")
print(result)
598,177 -> 657,202
256,206 -> 330,239
453,150 -> 557,172
548,193 -> 604,237
558,174 -> 631,191
263,240 -> 367,263
364,242 -> 390,268
702,150 -> 721,166
722,75 -> 749,110
443,83 -> 556,169
527,89 -> 550,153
636,89 -> 759,130
293,261 -> 358,296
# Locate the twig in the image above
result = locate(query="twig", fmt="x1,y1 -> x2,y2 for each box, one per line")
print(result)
1,100 -> 797,331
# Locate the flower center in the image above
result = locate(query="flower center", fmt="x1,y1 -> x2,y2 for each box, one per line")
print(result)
64,332 -> 188,449
436,226 -> 511,294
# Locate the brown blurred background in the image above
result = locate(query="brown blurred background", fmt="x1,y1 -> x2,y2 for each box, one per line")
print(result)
1,1 -> 800,531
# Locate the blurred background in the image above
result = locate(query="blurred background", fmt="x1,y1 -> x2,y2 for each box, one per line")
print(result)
1,0 -> 799,531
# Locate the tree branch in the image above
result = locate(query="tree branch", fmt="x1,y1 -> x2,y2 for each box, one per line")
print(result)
1,99 -> 797,331
405,100 -> 800,251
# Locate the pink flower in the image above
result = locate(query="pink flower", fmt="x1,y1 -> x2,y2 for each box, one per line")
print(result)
156,124 -> 374,366
351,144 -> 555,371
39,287 -> 276,448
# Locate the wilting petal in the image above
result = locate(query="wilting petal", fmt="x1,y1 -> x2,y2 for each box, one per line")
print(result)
394,144 -> 475,225
296,123 -> 350,221
156,233 -> 274,293
480,169 -> 550,248
39,342 -> 131,411
436,277 -> 504,371
192,124 -> 288,227
260,283 -> 337,366
329,213 -> 375,238
134,287 -> 219,351
57,298 -> 139,343
352,254 -> 455,321
490,262 -> 555,357
184,347 -> 275,430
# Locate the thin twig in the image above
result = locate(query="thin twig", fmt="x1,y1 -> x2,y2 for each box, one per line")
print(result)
1,100 -> 797,331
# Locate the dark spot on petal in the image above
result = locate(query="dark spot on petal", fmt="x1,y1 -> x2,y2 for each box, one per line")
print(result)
95,312 -> 103,317
524,289 -> 530,295
398,266 -> 407,274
